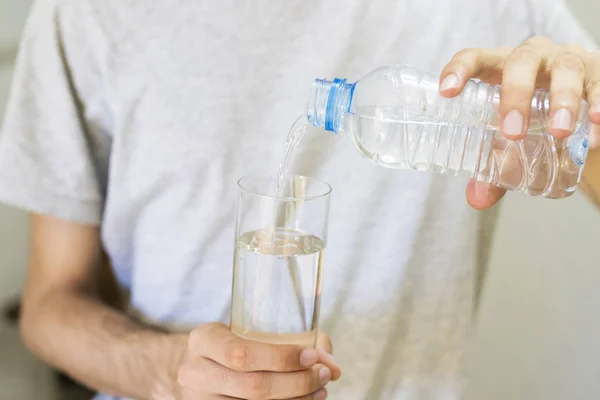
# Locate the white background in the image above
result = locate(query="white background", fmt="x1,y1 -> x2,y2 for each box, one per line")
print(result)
1,1 -> 599,399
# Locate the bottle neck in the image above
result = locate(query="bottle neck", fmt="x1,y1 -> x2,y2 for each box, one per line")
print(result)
307,78 -> 356,133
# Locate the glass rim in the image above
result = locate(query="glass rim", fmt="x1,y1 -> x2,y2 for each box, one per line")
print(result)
237,174 -> 332,201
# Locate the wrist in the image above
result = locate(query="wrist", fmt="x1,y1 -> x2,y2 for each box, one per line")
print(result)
148,333 -> 188,400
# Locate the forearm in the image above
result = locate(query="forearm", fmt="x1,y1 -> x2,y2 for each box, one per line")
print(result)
581,147 -> 600,210
20,289 -> 186,399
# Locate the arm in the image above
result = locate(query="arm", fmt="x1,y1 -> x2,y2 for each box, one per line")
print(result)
20,215 -> 341,399
20,214 -> 185,398
3,4 -> 182,395
581,149 -> 600,210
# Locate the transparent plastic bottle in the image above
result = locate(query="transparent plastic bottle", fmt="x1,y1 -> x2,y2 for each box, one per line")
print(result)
307,64 -> 590,198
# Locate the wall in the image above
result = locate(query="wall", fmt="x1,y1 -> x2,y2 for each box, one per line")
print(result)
0,0 -> 31,305
467,193 -> 600,399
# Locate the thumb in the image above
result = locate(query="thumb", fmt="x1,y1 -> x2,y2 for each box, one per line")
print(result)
315,331 -> 333,354
315,332 -> 341,381
466,179 -> 506,210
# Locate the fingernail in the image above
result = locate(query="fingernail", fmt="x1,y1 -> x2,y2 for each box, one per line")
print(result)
440,74 -> 460,91
552,108 -> 572,131
319,367 -> 332,385
300,348 -> 318,367
503,109 -> 524,137
314,388 -> 328,400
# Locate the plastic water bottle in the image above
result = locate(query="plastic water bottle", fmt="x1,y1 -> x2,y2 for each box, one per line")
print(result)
307,64 -> 590,198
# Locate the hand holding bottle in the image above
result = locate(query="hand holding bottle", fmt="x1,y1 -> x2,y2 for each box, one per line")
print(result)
439,36 -> 600,209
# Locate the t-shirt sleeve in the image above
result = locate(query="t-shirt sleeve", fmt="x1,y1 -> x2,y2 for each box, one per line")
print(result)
0,0 -> 103,225
530,0 -> 598,50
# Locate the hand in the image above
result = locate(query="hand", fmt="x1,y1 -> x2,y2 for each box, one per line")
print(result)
438,36 -> 600,209
156,323 -> 341,400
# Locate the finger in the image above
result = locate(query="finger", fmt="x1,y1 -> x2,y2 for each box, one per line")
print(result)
315,349 -> 340,381
466,180 -> 506,210
587,77 -> 600,124
314,332 -> 340,380
188,323 -> 320,372
209,362 -> 331,400
439,47 -> 511,97
212,390 -> 327,400
584,53 -> 600,148
590,124 -> 600,149
546,49 -> 586,139
315,332 -> 332,354
292,388 -> 328,400
208,395 -> 244,400
500,37 -> 552,140
177,357 -> 218,395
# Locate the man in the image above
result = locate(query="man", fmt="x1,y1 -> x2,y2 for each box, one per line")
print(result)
0,0 -> 599,399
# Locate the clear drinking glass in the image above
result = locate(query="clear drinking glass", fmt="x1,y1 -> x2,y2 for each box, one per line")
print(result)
230,175 -> 331,347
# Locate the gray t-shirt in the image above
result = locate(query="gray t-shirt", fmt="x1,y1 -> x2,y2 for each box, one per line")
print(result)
0,0 -> 595,398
